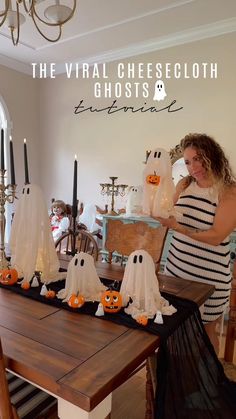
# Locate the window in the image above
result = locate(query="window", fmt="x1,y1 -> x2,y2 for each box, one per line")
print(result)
0,95 -> 13,252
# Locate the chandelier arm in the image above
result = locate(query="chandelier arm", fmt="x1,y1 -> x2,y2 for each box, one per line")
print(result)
22,0 -> 34,14
31,0 -> 77,27
31,11 -> 62,42
10,3 -> 20,46
0,0 -> 10,23
0,14 -> 8,27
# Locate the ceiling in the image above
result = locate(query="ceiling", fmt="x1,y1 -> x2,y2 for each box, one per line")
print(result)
0,0 -> 236,75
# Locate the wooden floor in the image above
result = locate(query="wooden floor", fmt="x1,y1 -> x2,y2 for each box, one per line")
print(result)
111,330 -> 236,419
111,368 -> 146,419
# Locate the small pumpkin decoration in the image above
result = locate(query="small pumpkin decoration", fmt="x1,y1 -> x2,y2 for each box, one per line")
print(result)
21,282 -> 31,290
136,315 -> 148,326
146,172 -> 160,186
101,288 -> 122,313
0,268 -> 18,285
45,290 -> 56,299
68,294 -> 85,308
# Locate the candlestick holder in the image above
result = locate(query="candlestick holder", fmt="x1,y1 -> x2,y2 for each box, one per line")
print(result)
0,168 -> 16,269
100,177 -> 128,215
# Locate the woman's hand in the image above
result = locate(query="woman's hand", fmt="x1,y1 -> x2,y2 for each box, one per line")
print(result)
153,215 -> 179,230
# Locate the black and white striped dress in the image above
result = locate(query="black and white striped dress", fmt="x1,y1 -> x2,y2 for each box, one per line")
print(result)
165,181 -> 231,323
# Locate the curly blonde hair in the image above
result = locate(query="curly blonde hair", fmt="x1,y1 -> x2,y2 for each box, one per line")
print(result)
51,200 -> 67,215
180,133 -> 236,188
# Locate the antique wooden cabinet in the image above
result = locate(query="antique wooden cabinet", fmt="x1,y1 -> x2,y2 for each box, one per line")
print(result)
102,215 -> 236,271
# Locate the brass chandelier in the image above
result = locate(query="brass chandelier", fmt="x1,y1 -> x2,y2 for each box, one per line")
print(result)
0,0 -> 77,46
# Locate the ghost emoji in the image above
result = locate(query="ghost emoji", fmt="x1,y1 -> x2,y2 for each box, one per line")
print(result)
153,80 -> 167,101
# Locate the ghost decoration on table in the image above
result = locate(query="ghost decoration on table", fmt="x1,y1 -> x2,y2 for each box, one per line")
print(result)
57,252 -> 106,302
10,184 -> 63,285
153,80 -> 167,101
95,303 -> 105,317
125,185 -> 143,216
120,250 -> 176,321
154,310 -> 163,324
142,148 -> 175,218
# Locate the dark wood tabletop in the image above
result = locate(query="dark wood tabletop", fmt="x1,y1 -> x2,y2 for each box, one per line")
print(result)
96,261 -> 214,307
0,263 -> 214,414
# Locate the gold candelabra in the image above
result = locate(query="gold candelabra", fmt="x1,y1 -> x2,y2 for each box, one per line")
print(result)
0,169 -> 16,269
100,177 -> 128,215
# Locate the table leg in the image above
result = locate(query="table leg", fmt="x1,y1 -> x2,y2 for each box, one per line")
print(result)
145,358 -> 155,419
58,394 -> 112,419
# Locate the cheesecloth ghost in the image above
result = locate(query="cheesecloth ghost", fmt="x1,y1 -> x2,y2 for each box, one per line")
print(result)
142,148 -> 175,218
57,252 -> 106,302
10,184 -> 62,284
120,250 -> 176,319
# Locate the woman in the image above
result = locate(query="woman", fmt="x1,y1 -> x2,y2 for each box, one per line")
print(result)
157,133 -> 236,353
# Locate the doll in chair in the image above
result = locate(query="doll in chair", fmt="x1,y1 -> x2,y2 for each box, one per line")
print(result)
50,200 -> 70,241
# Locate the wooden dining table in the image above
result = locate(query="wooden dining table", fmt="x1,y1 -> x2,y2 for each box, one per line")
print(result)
0,262 -> 214,419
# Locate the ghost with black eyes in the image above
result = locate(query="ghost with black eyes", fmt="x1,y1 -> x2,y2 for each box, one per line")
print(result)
142,148 -> 175,218
57,252 -> 106,302
125,185 -> 143,216
10,184 -> 61,284
120,250 -> 176,321
153,80 -> 167,101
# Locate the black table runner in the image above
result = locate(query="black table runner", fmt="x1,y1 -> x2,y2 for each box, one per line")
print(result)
0,278 -> 235,419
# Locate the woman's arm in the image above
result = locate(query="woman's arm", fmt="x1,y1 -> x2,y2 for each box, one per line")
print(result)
157,186 -> 236,246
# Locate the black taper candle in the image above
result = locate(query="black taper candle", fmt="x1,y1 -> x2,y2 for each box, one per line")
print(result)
9,136 -> 16,185
24,138 -> 30,184
1,128 -> 5,170
72,155 -> 78,218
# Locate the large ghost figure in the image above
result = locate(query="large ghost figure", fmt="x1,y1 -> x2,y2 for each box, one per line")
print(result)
10,184 -> 61,284
125,185 -> 143,216
57,252 -> 106,302
142,148 -> 175,218
120,250 -> 162,319
153,80 -> 167,101
120,250 -> 176,319
78,204 -> 97,232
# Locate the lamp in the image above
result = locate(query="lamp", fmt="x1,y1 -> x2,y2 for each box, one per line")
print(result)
0,0 -> 77,46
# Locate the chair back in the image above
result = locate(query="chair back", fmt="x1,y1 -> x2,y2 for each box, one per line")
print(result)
76,230 -> 99,260
105,219 -> 168,270
0,339 -> 57,419
56,230 -> 99,267
0,339 -> 17,419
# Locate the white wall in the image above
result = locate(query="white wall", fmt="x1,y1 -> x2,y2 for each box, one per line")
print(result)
36,32 -> 235,209
0,65 -> 40,188
0,65 -> 40,244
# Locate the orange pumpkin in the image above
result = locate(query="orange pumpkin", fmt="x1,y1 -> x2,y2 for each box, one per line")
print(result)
101,289 -> 122,313
136,315 -> 148,326
0,268 -> 18,285
146,173 -> 160,185
21,282 -> 30,290
45,290 -> 56,299
68,294 -> 85,308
